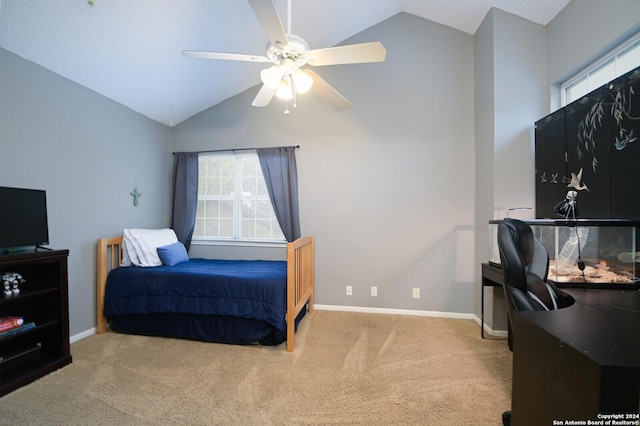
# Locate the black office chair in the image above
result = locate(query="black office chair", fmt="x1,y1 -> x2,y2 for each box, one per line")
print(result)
497,219 -> 575,426
497,218 -> 574,351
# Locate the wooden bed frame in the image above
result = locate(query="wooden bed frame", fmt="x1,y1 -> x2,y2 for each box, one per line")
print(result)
96,236 -> 314,352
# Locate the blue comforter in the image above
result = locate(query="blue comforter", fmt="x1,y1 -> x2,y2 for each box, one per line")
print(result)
104,259 -> 288,333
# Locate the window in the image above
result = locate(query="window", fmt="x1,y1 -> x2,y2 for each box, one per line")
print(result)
192,153 -> 285,243
562,33 -> 640,105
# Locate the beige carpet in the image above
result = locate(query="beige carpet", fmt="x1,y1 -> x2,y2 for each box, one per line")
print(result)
0,311 -> 512,425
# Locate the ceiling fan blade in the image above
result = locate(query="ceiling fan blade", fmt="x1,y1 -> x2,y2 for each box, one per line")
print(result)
304,70 -> 351,111
303,42 -> 387,66
182,50 -> 271,62
252,83 -> 278,107
247,0 -> 288,47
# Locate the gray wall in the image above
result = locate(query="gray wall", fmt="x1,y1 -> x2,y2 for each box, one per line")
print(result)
474,9 -> 547,333
473,11 -> 498,331
0,48 -> 173,338
173,13 -> 477,314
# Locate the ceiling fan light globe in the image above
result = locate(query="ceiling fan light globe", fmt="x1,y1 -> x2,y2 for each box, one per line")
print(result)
276,80 -> 294,100
293,70 -> 313,94
260,66 -> 282,89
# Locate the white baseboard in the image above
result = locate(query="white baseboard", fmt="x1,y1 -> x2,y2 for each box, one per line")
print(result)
314,304 -> 476,320
70,327 -> 96,344
314,305 -> 508,338
473,317 -> 508,338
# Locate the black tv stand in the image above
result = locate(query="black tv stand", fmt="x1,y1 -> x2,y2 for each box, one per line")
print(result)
0,249 -> 71,397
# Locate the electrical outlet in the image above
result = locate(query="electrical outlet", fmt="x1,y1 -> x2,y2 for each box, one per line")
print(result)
346,285 -> 353,296
412,288 -> 420,299
371,286 -> 377,297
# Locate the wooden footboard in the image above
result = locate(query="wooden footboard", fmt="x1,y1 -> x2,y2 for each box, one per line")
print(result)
95,235 -> 314,352
286,236 -> 315,352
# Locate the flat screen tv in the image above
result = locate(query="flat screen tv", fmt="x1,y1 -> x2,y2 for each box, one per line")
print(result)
0,186 -> 49,251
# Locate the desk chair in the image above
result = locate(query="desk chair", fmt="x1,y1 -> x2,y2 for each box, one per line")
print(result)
497,219 -> 575,426
497,218 -> 574,351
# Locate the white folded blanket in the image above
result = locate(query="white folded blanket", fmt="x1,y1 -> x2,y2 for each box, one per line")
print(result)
122,228 -> 178,267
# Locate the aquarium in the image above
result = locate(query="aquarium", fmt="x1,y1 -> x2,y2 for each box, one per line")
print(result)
488,219 -> 639,289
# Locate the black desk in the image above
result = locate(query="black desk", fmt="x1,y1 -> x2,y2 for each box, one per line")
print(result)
511,288 -> 640,425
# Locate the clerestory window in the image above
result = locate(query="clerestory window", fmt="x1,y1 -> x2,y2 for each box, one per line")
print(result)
562,33 -> 640,106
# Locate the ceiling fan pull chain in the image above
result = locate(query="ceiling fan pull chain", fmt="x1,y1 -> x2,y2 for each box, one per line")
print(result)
292,81 -> 298,110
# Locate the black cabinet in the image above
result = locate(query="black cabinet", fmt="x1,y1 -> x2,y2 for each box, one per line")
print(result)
535,107 -> 567,217
535,66 -> 640,219
0,249 -> 71,397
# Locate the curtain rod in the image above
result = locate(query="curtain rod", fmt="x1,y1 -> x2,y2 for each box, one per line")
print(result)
172,145 -> 300,155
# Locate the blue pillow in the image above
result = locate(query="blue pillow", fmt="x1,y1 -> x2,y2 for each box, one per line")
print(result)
157,242 -> 189,266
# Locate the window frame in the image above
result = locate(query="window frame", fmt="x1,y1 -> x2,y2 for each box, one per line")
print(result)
191,151 -> 286,247
561,32 -> 640,106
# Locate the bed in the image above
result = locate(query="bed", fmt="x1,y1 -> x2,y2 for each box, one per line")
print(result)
96,234 -> 314,352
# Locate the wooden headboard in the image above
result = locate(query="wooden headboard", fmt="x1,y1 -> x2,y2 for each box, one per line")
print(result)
96,236 -> 122,334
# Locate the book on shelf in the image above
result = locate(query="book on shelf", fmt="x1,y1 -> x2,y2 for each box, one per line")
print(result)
0,316 -> 24,332
0,321 -> 35,339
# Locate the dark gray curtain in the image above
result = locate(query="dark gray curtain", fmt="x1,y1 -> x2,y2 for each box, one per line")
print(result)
257,147 -> 301,242
171,152 -> 199,250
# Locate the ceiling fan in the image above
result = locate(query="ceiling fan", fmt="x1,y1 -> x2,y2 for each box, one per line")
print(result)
182,0 -> 387,113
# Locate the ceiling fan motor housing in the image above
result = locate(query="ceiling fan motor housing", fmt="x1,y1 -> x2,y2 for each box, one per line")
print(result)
267,34 -> 309,67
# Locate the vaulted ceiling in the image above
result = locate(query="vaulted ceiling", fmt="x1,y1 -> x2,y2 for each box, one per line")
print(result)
0,0 -> 570,126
